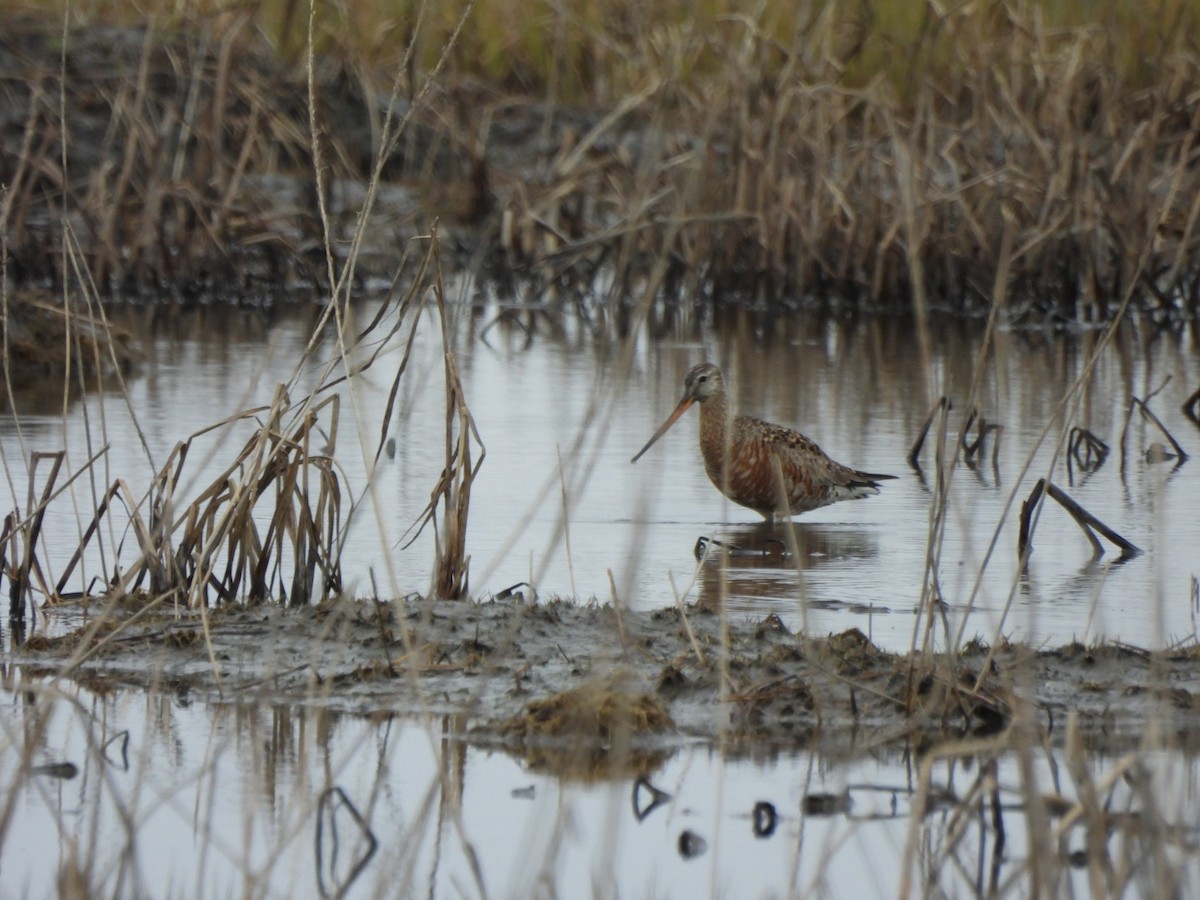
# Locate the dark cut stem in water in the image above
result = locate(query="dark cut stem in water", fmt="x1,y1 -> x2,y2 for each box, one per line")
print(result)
908,396 -> 951,470
1184,386 -> 1200,428
632,776 -> 672,822
961,409 -> 1003,482
1119,392 -> 1190,478
961,409 -> 1002,462
1018,479 -> 1140,563
315,786 -> 378,899
1066,426 -> 1110,486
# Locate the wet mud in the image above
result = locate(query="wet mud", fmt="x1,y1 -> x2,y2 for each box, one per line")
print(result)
15,596 -> 1200,763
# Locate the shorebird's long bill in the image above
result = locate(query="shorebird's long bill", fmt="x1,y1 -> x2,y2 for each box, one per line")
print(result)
631,397 -> 695,463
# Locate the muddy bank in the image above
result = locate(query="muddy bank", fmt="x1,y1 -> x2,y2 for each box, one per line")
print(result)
14,597 -> 1200,762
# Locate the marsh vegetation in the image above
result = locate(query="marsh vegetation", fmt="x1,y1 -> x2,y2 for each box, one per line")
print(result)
6,0 -> 1200,318
3,1 -> 1200,896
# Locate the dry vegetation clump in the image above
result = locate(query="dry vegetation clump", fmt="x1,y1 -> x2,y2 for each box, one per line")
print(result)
0,12 -> 466,297
2,16 -> 305,295
496,6 -> 1200,323
503,677 -> 675,741
0,371 -> 348,616
20,614 -> 120,654
501,677 -> 675,777
0,238 -> 483,622
4,3 -> 1200,320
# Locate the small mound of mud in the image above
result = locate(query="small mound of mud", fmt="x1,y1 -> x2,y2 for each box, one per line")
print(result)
502,677 -> 674,744
500,676 -> 674,778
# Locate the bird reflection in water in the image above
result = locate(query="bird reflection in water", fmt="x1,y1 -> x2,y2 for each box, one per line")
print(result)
693,522 -> 883,614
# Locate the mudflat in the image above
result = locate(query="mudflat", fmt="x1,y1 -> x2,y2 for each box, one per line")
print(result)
17,596 -> 1200,762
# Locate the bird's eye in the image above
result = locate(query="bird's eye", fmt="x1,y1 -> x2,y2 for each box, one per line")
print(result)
698,375 -> 707,384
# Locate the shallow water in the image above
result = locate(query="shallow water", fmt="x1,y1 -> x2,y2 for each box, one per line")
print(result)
4,298 -> 1200,896
3,297 -> 1198,652
4,679 -> 1197,898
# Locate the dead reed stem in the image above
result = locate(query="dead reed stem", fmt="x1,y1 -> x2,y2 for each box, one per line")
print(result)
1119,392 -> 1190,475
1018,479 -> 1140,560
422,232 -> 484,600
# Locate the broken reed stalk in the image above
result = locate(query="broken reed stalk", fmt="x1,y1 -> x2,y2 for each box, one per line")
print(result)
316,787 -> 378,899
1018,479 -> 1140,562
5,448 -> 117,619
1184,386 -> 1200,428
1065,426 -> 1109,485
4,453 -> 59,619
908,396 -> 951,469
1119,392 -> 1190,476
960,409 -> 1003,472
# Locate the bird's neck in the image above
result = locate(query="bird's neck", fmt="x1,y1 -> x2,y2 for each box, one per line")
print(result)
698,394 -> 732,447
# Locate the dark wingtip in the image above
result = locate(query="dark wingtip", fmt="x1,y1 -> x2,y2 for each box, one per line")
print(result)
850,472 -> 897,490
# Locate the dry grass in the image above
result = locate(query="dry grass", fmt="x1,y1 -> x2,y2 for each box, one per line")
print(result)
0,246 -> 489,625
0,0 -> 486,619
3,2 -> 1200,318
501,675 -> 675,778
0,331 -> 344,620
498,9 -> 1200,321
2,3 -> 1200,897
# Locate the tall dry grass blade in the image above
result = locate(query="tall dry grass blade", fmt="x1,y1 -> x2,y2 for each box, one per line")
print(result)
555,444 -> 577,598
0,513 -> 17,619
353,262 -> 432,468
426,234 -> 484,600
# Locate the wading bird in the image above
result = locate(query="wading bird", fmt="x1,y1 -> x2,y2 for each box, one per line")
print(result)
631,362 -> 895,521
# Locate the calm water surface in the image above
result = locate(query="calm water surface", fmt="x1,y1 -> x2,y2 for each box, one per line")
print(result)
3,297 -> 1200,896
4,681 -> 1198,897
4,297 -> 1198,651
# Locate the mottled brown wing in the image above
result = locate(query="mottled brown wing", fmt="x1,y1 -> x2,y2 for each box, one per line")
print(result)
751,418 -> 886,511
